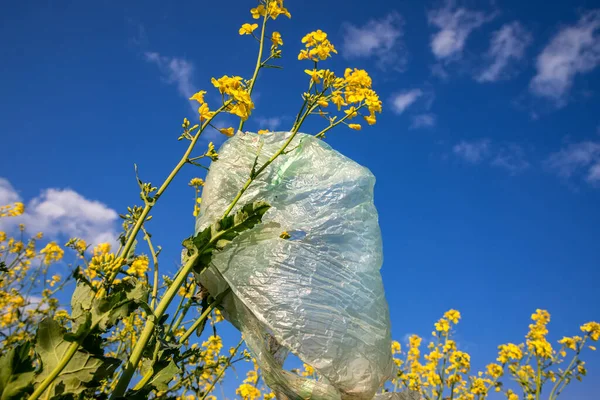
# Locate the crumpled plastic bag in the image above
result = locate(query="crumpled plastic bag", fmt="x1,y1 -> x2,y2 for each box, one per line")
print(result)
195,131 -> 394,399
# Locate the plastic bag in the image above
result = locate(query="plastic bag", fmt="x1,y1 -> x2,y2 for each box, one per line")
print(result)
195,131 -> 394,399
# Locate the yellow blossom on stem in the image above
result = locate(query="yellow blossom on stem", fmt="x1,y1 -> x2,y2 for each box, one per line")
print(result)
128,255 -> 149,277
348,123 -> 361,131
189,90 -> 207,103
271,31 -> 283,46
40,242 -> 64,264
219,127 -> 235,137
239,23 -> 259,35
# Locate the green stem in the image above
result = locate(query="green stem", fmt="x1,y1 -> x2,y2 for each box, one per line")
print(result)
549,341 -> 584,400
28,341 -> 80,400
141,226 -> 160,310
178,289 -> 230,345
222,99 -> 317,219
535,356 -> 542,400
238,11 -> 268,133
110,252 -> 200,398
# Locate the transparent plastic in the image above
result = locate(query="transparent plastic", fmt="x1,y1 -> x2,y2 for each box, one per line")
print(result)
195,132 -> 394,399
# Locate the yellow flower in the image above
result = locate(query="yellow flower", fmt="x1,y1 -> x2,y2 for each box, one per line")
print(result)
271,31 -> 283,46
435,318 -> 450,333
444,309 -> 461,324
279,231 -> 291,239
219,127 -> 235,137
581,322 -> 600,341
348,123 -> 361,131
266,0 -> 291,20
0,202 -> 25,217
54,310 -> 70,319
298,30 -> 337,62
198,103 -> 214,122
250,5 -> 266,19
0,231 -> 6,242
239,23 -> 258,35
558,336 -> 582,351
391,340 -> 401,354
304,69 -> 323,84
236,383 -> 261,400
364,113 -> 377,125
486,363 -> 503,378
497,343 -> 523,363
40,242 -> 64,264
344,106 -> 358,119
93,242 -> 111,257
188,178 -> 204,187
301,363 -> 315,377
49,274 -> 61,287
128,255 -> 149,277
74,238 -> 87,253
189,90 -> 207,103
258,129 -> 270,135
317,98 -> 329,108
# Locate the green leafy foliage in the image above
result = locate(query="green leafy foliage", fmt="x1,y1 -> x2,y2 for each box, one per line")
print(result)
0,342 -> 36,400
34,319 -> 119,397
183,201 -> 271,271
70,278 -> 149,335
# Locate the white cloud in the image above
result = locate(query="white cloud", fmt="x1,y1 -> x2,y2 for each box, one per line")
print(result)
453,139 -> 491,163
341,13 -> 406,70
453,140 -> 529,173
477,21 -> 532,82
428,1 -> 493,60
410,113 -> 436,129
530,10 -> 600,104
391,89 -> 423,114
0,178 -> 119,245
144,52 -> 197,111
491,144 -> 530,174
546,141 -> 600,185
256,116 -> 283,131
0,179 -> 20,205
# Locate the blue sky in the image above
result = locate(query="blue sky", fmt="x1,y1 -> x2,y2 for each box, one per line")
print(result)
1,0 -> 600,397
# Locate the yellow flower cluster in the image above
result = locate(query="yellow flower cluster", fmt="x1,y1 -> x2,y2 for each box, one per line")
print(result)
250,0 -> 291,20
211,75 -> 254,121
127,255 -> 149,277
40,241 -> 64,264
239,23 -> 258,35
298,30 -> 337,61
526,309 -> 553,358
236,383 -> 261,400
0,202 -> 24,217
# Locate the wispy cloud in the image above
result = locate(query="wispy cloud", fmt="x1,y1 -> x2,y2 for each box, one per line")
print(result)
410,113 -> 437,129
477,21 -> 532,82
428,0 -> 494,61
341,12 -> 406,70
144,52 -> 197,111
530,10 -> 600,105
545,141 -> 600,185
491,144 -> 530,174
255,116 -> 284,131
453,139 -> 491,163
0,178 -> 119,245
453,140 -> 529,173
391,89 -> 423,114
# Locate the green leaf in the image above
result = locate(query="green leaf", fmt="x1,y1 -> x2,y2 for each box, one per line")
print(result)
92,278 -> 149,331
70,278 -> 149,334
34,319 -> 119,397
147,360 -> 180,391
184,201 -> 271,271
0,342 -> 36,400
70,282 -> 94,332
